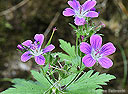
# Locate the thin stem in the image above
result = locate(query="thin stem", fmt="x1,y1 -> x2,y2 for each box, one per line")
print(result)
62,73 -> 79,90
46,28 -> 56,47
50,66 -> 65,72
50,73 -> 56,83
40,66 -> 53,85
49,67 -> 57,83
118,44 -> 127,88
58,62 -> 63,68
80,52 -> 82,69
76,35 -> 79,55
44,81 -> 59,94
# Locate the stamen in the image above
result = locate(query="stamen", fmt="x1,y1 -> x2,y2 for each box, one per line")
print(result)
95,49 -> 100,56
80,6 -> 82,14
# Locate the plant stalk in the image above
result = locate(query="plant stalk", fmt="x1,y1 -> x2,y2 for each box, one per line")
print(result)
62,73 -> 79,90
46,28 -> 56,47
40,66 -> 53,85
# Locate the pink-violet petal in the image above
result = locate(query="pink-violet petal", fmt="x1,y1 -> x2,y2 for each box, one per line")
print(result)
63,8 -> 75,16
68,0 -> 80,10
100,42 -> 116,56
34,34 -> 44,48
82,54 -> 96,67
21,51 -> 32,62
74,17 -> 86,26
80,42 -> 91,54
43,44 -> 55,53
22,40 -> 32,47
35,55 -> 45,65
90,35 -> 102,50
85,11 -> 99,18
82,0 -> 96,11
98,57 -> 113,69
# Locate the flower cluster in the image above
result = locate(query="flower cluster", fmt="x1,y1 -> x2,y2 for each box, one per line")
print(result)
2,1 -> 117,94
17,0 -> 116,69
63,0 -> 116,69
63,0 -> 99,25
18,34 -> 55,65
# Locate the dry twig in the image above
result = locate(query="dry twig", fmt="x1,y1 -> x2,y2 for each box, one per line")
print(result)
0,0 -> 30,16
44,12 -> 60,37
114,0 -> 128,17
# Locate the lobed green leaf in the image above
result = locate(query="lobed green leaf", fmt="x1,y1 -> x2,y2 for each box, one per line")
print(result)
1,70 -> 51,94
64,70 -> 116,94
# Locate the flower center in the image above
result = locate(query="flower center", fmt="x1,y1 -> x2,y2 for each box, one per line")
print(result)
30,42 -> 43,56
75,6 -> 87,18
91,48 -> 102,60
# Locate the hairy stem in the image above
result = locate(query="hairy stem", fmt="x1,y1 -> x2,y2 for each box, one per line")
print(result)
50,72 -> 56,83
62,73 -> 79,90
40,66 -> 53,85
76,35 -> 79,55
46,28 -> 56,47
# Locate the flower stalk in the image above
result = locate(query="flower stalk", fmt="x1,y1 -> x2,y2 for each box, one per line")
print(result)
46,27 -> 57,47
40,65 -> 53,85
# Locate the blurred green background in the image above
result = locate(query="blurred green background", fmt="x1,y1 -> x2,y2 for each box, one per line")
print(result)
0,0 -> 128,93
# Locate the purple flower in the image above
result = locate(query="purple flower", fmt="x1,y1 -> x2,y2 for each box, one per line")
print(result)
80,35 -> 116,69
19,34 -> 55,65
63,0 -> 99,26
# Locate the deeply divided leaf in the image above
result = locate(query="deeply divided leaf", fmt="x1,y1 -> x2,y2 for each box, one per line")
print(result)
1,70 -> 51,94
59,39 -> 76,57
65,70 -> 116,94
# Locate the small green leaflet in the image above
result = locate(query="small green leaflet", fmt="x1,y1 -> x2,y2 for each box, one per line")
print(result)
69,23 -> 77,31
31,70 -> 51,89
59,39 -> 76,57
1,70 -> 51,94
59,39 -> 81,67
64,70 -> 116,94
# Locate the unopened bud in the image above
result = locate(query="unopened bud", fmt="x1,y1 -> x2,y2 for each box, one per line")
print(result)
81,35 -> 84,41
53,27 -> 57,32
100,22 -> 105,27
17,44 -> 24,51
